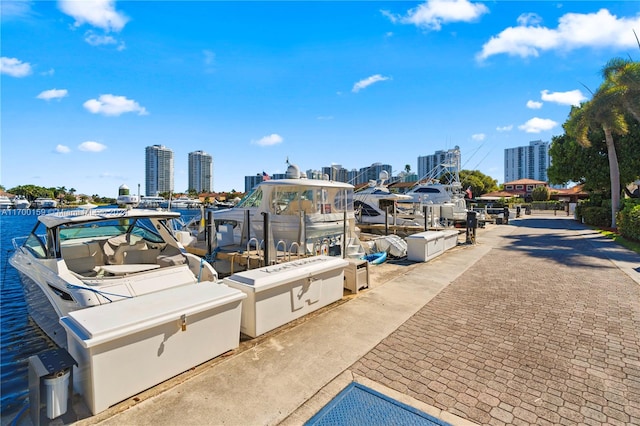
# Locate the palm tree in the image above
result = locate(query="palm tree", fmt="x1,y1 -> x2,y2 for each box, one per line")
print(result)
601,58 -> 640,123
565,80 -> 628,228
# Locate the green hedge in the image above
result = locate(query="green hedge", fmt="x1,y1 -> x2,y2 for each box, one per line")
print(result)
577,205 -> 611,227
617,199 -> 640,242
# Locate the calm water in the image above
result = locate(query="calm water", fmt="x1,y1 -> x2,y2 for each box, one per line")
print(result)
0,208 -> 201,422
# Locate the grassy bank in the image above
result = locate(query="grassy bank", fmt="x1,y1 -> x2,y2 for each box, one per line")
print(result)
597,229 -> 640,255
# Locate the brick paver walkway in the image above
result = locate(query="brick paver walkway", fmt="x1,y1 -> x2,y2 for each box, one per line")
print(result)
351,218 -> 640,425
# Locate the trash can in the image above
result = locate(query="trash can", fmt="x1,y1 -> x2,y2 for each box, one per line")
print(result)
28,348 -> 77,425
43,370 -> 70,419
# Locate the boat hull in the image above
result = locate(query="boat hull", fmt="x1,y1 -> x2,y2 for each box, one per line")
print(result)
11,254 -> 71,348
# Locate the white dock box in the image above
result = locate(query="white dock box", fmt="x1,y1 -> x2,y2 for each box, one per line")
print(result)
223,256 -> 348,338
60,283 -> 246,415
407,231 -> 444,262
442,230 -> 459,251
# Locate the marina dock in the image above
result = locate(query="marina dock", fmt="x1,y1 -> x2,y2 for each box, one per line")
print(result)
63,214 -> 640,426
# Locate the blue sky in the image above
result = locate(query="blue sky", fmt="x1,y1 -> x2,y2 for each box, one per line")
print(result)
2,1 -> 639,197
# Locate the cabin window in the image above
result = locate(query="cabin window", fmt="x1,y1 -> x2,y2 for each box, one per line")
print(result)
515,185 -> 523,190
527,185 -> 534,190
415,187 -> 441,194
354,200 -> 380,216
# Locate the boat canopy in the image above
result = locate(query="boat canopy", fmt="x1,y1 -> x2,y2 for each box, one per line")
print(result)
37,208 -> 180,229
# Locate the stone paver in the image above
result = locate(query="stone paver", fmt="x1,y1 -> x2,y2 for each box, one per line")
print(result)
351,217 -> 640,425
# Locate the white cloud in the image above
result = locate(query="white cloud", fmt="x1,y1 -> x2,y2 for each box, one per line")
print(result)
55,144 -> 71,154
83,94 -> 148,116
84,31 -> 117,46
0,57 -> 32,77
471,133 -> 486,142
517,13 -> 543,27
352,74 -> 390,93
78,141 -> 107,152
478,9 -> 640,61
383,0 -> 489,31
1,0 -> 34,19
58,0 -> 128,32
252,134 -> 283,147
203,50 -> 215,65
518,117 -> 558,133
496,125 -> 513,132
37,89 -> 68,101
526,100 -> 543,109
541,89 -> 586,106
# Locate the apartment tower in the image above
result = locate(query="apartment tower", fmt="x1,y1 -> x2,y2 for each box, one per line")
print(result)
145,145 -> 174,196
188,150 -> 213,193
504,140 -> 550,182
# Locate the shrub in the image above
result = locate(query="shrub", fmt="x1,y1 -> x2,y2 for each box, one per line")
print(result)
580,206 -> 611,227
617,199 -> 640,241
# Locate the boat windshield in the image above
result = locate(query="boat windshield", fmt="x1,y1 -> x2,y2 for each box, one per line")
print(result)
58,217 -> 167,244
237,187 -> 263,208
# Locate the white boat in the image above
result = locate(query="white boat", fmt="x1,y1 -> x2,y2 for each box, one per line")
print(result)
9,208 -> 221,349
0,195 -> 14,209
354,171 -> 423,226
399,157 -> 469,223
12,195 -> 31,209
32,197 -> 58,209
138,196 -> 165,208
200,163 -> 364,265
168,196 -> 203,209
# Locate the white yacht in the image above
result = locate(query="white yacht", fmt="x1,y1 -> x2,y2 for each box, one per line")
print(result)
204,163 -> 364,262
353,171 -> 422,226
32,197 -> 58,209
0,195 -> 14,209
399,153 -> 469,223
168,196 -> 203,209
138,196 -> 165,208
9,208 -> 221,349
12,195 -> 31,209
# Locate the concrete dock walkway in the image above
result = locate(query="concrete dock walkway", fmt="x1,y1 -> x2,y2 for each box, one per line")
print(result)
77,215 -> 640,426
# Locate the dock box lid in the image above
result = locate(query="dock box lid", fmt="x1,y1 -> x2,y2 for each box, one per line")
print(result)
60,283 -> 246,348
406,231 -> 443,241
223,256 -> 348,291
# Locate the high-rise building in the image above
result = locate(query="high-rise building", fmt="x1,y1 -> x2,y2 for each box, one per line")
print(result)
145,145 -> 174,196
322,165 -> 348,182
504,140 -> 550,182
417,146 -> 461,180
188,150 -> 213,193
358,163 -> 393,185
244,174 -> 264,192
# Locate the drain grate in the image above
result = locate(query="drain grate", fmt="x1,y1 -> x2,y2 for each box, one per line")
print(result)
305,382 -> 451,426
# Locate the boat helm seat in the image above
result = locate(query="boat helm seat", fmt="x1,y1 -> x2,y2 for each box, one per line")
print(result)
109,240 -> 147,265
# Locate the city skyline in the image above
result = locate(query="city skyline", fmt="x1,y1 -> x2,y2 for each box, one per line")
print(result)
2,1 -> 639,197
